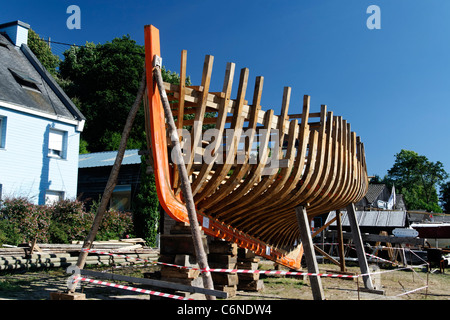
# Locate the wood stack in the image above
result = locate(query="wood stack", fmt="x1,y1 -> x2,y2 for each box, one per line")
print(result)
208,239 -> 239,298
157,222 -> 209,299
237,248 -> 264,292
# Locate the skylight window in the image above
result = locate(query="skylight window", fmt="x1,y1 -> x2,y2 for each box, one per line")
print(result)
0,40 -> 9,49
9,68 -> 41,93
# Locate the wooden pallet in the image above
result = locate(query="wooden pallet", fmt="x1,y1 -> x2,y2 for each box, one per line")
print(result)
143,25 -> 368,270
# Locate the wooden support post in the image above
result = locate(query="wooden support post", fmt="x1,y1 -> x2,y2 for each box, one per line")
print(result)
346,203 -> 382,293
336,210 -> 347,273
296,206 -> 325,300
73,70 -> 147,280
153,57 -> 216,300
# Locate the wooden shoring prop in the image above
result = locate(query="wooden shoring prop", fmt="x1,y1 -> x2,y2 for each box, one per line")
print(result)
346,203 -> 385,294
152,53 -> 216,299
73,70 -> 147,280
296,206 -> 325,300
336,209 -> 347,273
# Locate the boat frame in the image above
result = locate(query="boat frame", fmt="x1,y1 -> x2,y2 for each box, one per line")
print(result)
143,25 -> 368,270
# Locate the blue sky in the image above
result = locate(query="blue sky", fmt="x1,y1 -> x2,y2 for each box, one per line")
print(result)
2,0 -> 450,178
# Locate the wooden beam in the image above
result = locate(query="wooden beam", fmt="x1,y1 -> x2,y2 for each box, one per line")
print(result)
153,56 -> 216,300
311,215 -> 337,238
79,269 -> 227,298
336,210 -> 347,272
296,206 -> 325,300
326,230 -> 425,246
346,203 -> 374,291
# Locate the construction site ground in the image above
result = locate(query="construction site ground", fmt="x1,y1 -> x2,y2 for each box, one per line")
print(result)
0,261 -> 448,301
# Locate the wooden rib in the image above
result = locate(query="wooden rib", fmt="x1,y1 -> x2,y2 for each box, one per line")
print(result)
304,114 -> 339,214
163,82 -> 291,135
240,129 -> 319,239
190,62 -> 235,196
218,95 -> 311,226
159,51 -> 368,250
177,50 -> 187,130
184,55 -> 214,178
205,108 -> 274,218
195,68 -> 249,202
208,85 -> 291,213
172,50 -> 188,190
257,114 -> 340,245
197,76 -> 264,208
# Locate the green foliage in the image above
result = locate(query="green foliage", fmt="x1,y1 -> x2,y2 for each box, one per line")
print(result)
0,198 -> 134,245
59,36 -> 145,152
440,181 -> 450,213
48,200 -> 93,243
385,149 -> 448,212
87,197 -> 134,241
0,219 -> 22,246
132,157 -> 160,246
27,29 -> 60,77
0,197 -> 52,243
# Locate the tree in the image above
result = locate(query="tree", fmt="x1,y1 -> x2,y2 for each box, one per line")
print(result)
59,36 -> 146,152
440,181 -> 450,213
27,29 -> 60,77
385,149 -> 448,212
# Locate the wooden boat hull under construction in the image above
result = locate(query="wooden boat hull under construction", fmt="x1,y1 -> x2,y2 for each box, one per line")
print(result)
144,25 -> 368,269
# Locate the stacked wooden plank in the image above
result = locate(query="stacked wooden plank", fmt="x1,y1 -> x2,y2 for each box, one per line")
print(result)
0,239 -> 159,271
157,222 -> 209,300
0,251 -> 159,271
236,248 -> 264,292
208,239 -> 239,297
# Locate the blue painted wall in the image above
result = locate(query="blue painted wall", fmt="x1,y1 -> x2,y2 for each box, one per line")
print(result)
0,106 -> 80,204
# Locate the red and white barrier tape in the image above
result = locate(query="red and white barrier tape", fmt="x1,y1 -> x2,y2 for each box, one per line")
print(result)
81,249 -> 357,278
73,276 -> 193,300
81,248 -> 426,279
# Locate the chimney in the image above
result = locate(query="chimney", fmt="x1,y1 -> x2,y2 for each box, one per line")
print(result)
0,20 -> 30,47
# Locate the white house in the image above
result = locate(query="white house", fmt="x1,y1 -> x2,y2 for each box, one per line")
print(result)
0,20 -> 85,205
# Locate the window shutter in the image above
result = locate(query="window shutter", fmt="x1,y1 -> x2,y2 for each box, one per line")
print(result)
49,129 -> 64,152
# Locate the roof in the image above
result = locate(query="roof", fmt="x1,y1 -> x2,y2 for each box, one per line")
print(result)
79,149 -> 141,168
326,210 -> 407,228
364,184 -> 387,203
0,31 -> 85,124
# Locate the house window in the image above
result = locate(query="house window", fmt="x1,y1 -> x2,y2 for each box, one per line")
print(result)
0,116 -> 5,149
9,68 -> 41,93
48,129 -> 67,159
45,190 -> 64,205
110,185 -> 131,212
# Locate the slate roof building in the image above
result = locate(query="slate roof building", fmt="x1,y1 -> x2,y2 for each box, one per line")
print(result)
0,20 -> 85,204
355,184 -> 406,211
